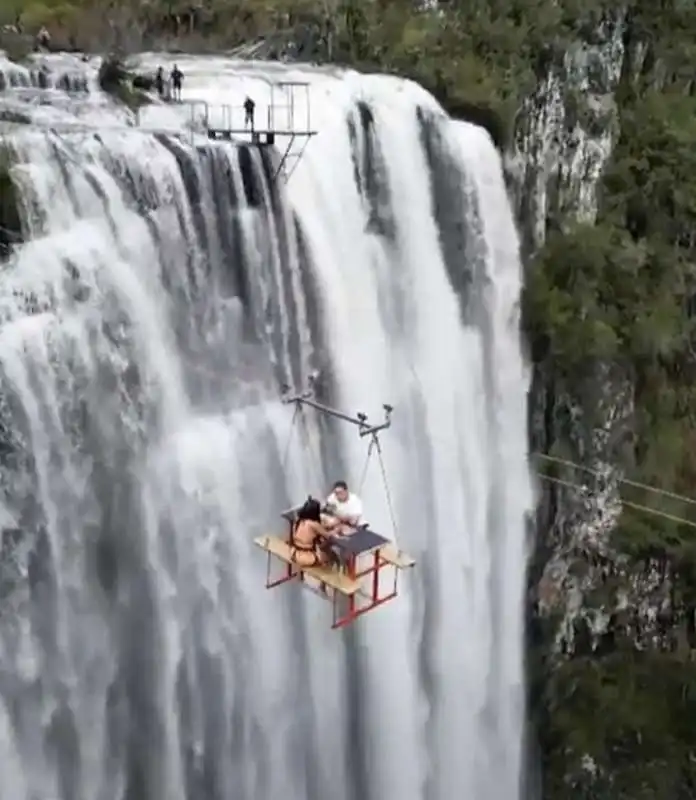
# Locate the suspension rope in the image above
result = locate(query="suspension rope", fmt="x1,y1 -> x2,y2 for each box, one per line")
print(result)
281,401 -> 322,495
371,433 -> 399,539
297,401 -> 323,494
358,436 -> 375,493
281,401 -> 300,472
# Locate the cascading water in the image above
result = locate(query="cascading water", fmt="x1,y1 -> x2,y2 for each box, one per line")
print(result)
0,53 -> 533,800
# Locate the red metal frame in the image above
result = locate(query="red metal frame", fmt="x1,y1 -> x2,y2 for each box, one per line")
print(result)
330,546 -> 399,630
264,517 -> 299,589
262,519 -> 401,629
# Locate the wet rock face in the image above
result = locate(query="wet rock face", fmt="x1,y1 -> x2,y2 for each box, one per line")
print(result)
0,151 -> 23,260
507,13 -> 626,257
529,360 -> 636,655
509,15 -> 631,620
509,12 -> 676,650
513,9 -> 696,794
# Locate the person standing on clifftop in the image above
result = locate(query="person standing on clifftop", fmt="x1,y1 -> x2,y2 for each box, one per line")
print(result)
244,96 -> 255,130
170,64 -> 183,101
154,66 -> 163,96
155,66 -> 165,98
35,26 -> 50,50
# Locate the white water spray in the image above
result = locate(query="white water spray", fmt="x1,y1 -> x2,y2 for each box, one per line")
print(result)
0,53 -> 532,800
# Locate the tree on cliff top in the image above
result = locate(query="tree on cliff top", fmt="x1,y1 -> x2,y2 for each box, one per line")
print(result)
0,0 -> 604,136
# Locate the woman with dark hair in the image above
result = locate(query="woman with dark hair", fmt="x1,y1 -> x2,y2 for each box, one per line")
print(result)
290,497 -> 333,567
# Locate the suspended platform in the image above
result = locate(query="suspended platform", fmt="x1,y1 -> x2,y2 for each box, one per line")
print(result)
254,513 -> 415,630
255,376 -> 415,629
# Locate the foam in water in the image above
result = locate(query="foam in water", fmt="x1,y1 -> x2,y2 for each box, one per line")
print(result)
0,54 -> 533,800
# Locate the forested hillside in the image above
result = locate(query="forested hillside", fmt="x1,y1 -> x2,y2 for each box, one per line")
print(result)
4,0 -> 696,796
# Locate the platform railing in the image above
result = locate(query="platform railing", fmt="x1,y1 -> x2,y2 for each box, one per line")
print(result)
129,86 -> 316,149
201,103 -> 303,134
164,94 -> 312,136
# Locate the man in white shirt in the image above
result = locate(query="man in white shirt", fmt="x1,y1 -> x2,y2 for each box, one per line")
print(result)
322,480 -> 364,536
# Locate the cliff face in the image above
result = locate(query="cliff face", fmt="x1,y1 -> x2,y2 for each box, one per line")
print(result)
507,7 -> 696,797
510,14 -> 630,651
1,0 -> 694,793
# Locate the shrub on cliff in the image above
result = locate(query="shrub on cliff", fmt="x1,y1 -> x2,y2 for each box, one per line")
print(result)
97,53 -> 150,109
540,651 -> 696,799
525,219 -> 688,372
524,4 -> 696,797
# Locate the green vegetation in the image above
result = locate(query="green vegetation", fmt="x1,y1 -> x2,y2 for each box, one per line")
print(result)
522,3 -> 696,798
540,651 -> 696,799
1,0 -> 611,132
97,55 -> 150,110
525,18 -> 696,493
2,0 -> 696,795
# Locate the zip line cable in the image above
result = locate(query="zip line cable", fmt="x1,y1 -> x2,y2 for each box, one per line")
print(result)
310,332 -> 696,522
535,452 -> 696,509
281,357 -> 696,534
539,473 -> 696,531
401,341 -> 696,528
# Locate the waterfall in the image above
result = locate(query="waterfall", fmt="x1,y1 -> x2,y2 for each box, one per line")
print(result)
0,54 -> 533,800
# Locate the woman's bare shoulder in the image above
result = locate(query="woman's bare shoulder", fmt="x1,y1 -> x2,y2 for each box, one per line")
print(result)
308,520 -> 327,534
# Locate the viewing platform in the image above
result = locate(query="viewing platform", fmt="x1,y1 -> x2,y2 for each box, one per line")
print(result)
160,81 -> 318,179
0,81 -> 318,182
